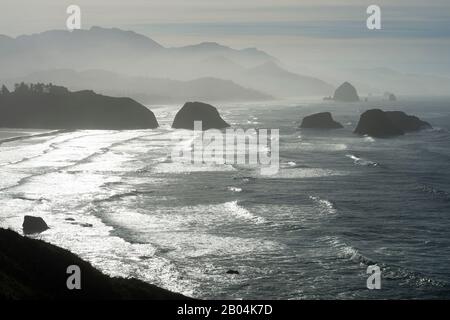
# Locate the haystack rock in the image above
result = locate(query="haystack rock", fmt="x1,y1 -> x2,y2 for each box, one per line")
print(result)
333,82 -> 360,102
172,102 -> 230,130
384,92 -> 397,102
354,109 -> 431,138
300,112 -> 343,129
22,216 -> 49,234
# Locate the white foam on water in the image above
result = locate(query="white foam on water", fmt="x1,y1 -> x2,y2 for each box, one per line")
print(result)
0,171 -> 30,190
0,131 -> 89,166
0,197 -> 196,297
153,161 -> 236,173
322,236 -> 367,263
364,136 -> 376,143
298,142 -> 348,152
309,196 -> 337,215
255,168 -> 348,179
69,150 -> 139,172
8,171 -> 120,199
223,201 -> 266,224
90,202 -> 279,268
97,200 -> 266,232
345,154 -> 379,167
280,161 -> 299,169
227,186 -> 242,192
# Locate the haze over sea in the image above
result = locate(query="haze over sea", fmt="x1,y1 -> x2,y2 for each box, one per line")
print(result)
1,97 -> 450,299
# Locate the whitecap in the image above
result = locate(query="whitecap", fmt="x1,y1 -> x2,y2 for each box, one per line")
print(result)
223,201 -> 266,224
298,142 -> 348,152
309,196 -> 337,214
227,186 -> 242,193
346,154 -> 379,167
364,135 -> 376,142
153,161 -> 236,173
256,168 -> 347,179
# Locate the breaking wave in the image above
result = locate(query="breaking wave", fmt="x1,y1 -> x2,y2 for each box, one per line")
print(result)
309,196 -> 337,215
346,154 -> 380,167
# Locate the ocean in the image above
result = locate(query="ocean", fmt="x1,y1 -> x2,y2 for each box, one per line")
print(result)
1,97 -> 450,299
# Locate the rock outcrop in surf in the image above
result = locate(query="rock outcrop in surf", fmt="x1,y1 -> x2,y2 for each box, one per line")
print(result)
0,83 -> 159,130
0,228 -> 188,299
172,102 -> 230,130
22,216 -> 49,235
226,270 -> 240,275
333,82 -> 360,102
300,112 -> 343,129
385,111 -> 431,132
354,109 -> 431,137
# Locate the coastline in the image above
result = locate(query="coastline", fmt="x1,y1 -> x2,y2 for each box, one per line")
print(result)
0,228 -> 190,300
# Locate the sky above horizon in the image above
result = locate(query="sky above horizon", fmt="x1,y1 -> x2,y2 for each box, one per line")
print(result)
1,0 -> 450,77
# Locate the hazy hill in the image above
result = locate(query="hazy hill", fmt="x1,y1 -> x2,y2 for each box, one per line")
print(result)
172,42 -> 275,67
186,58 -> 334,97
0,27 -> 273,77
0,27 -> 332,98
243,61 -> 334,97
3,69 -> 272,104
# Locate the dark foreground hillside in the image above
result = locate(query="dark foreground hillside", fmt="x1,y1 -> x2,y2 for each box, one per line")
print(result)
0,228 -> 188,300
0,83 -> 158,130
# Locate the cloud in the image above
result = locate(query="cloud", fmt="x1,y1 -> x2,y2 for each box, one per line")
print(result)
1,1 -> 450,36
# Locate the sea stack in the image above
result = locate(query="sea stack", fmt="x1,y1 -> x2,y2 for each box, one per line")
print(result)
354,109 -> 431,138
385,92 -> 397,101
22,216 -> 49,234
172,102 -> 230,130
333,82 -> 360,102
385,111 -> 431,132
300,112 -> 343,129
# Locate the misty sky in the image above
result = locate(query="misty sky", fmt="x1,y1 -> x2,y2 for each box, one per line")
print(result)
1,0 -> 450,76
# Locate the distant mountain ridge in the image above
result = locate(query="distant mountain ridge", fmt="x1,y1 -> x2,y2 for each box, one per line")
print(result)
3,69 -> 272,104
244,61 -> 333,97
0,26 -> 333,98
0,27 -> 275,76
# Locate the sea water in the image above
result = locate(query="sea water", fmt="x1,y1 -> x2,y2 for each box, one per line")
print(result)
1,97 -> 450,299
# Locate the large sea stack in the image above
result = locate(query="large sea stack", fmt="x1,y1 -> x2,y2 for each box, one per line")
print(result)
300,112 -> 343,129
172,102 -> 230,130
333,82 -> 360,102
385,111 -> 431,132
354,109 -> 431,138
0,83 -> 159,130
